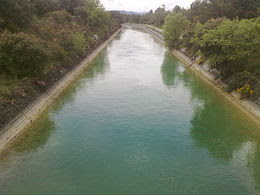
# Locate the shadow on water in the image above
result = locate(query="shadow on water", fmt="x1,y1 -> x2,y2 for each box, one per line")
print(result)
161,51 -> 260,191
84,51 -> 110,80
190,94 -> 260,188
0,48 -> 110,160
0,116 -> 55,174
190,98 -> 260,191
161,52 -> 192,88
161,52 -> 178,87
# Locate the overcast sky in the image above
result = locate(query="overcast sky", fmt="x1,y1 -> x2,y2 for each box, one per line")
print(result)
100,0 -> 194,12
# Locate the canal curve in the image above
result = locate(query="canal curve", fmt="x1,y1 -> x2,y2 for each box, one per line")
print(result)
0,29 -> 259,194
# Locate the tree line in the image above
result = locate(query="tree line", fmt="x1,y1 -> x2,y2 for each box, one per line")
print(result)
0,0 -> 259,101
0,0 -> 121,78
130,0 -> 259,100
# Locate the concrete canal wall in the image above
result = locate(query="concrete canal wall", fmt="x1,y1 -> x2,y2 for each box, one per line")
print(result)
0,29 -> 122,153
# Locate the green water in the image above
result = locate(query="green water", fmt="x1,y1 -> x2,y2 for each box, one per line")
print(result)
0,29 -> 259,194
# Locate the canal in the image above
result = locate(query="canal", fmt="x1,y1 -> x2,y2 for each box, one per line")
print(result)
0,29 -> 259,194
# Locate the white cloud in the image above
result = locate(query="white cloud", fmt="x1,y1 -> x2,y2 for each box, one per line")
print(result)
100,0 -> 194,12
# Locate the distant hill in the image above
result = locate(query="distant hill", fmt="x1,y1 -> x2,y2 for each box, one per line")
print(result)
111,10 -> 147,15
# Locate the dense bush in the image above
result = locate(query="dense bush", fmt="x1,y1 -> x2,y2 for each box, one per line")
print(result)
32,0 -> 61,16
200,18 -> 259,72
163,13 -> 190,49
183,18 -> 225,56
61,32 -> 86,56
0,0 -> 35,32
226,71 -> 258,92
0,0 -> 121,79
159,2 -> 259,100
0,32 -> 50,77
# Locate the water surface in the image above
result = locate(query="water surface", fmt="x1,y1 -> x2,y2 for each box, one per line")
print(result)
0,29 -> 259,194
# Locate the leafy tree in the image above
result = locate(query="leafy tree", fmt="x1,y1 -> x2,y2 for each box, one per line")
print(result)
110,11 -> 127,24
199,18 -> 259,94
152,6 -> 168,27
139,10 -> 154,24
32,10 -> 87,61
139,6 -> 169,27
60,32 -> 86,55
32,0 -> 61,16
225,0 -> 258,19
74,0 -> 109,30
200,18 -> 259,72
0,0 -> 34,32
163,13 -> 190,49
187,0 -> 212,23
137,1 -> 259,99
59,0 -> 84,14
182,18 -> 225,56
0,32 -> 50,77
187,0 -> 259,23
0,0 -> 119,78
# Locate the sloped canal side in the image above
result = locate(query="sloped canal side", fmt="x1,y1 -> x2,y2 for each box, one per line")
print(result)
0,29 -> 259,194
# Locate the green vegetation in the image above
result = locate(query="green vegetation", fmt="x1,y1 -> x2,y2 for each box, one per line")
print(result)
0,0 -> 122,128
0,0 -> 259,127
163,13 -> 190,49
139,6 -> 169,27
199,19 -> 259,95
0,32 -> 50,77
0,0 -> 120,79
134,0 -> 260,101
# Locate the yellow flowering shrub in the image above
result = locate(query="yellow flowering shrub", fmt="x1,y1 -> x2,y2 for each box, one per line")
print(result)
236,84 -> 254,99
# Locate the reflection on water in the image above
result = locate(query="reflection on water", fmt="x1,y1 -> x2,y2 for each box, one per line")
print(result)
0,49 -> 110,159
0,114 -> 55,171
191,103 -> 245,161
161,52 -> 192,88
190,102 -> 259,193
85,51 -> 110,80
161,52 -> 178,87
161,51 -> 260,193
11,116 -> 55,154
0,29 -> 259,194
